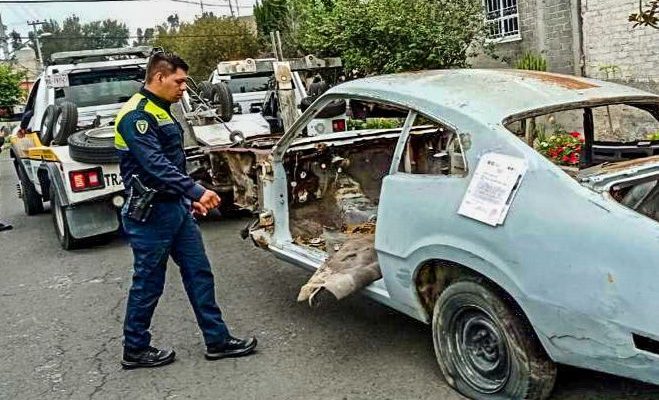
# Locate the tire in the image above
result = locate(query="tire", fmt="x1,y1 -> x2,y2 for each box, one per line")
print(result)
211,82 -> 234,122
50,182 -> 79,250
308,80 -> 329,97
68,127 -> 119,164
300,96 -> 346,118
432,279 -> 557,400
197,80 -> 213,101
39,104 -> 59,145
51,101 -> 78,145
15,159 -> 44,215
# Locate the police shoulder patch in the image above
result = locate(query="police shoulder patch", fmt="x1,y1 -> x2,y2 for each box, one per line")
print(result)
135,119 -> 149,134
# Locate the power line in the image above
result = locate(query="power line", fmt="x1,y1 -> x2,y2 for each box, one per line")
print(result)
0,0 -> 252,6
14,33 -> 251,39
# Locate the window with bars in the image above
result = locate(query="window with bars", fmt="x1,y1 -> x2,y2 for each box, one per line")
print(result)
484,0 -> 521,40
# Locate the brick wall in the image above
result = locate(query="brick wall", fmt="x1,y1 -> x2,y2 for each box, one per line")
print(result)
472,0 -> 577,74
581,0 -> 659,92
542,0 -> 576,74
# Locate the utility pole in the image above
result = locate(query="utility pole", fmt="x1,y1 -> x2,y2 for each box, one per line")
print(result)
227,0 -> 235,17
27,20 -> 46,70
0,13 -> 9,60
199,0 -> 204,13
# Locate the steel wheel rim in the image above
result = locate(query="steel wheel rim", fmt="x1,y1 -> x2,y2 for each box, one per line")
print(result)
448,305 -> 510,394
85,127 -> 114,139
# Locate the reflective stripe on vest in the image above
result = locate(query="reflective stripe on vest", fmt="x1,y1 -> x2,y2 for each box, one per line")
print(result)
114,93 -> 175,150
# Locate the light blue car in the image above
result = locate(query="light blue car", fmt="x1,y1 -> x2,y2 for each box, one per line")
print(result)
214,69 -> 659,399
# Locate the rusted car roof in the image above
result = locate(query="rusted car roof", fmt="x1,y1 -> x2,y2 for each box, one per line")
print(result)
328,69 -> 659,124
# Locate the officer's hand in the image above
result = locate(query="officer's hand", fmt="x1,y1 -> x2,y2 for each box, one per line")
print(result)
17,128 -> 28,138
192,202 -> 208,216
199,189 -> 221,210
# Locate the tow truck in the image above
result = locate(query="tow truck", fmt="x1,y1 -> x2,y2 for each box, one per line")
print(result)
9,47 -> 151,249
9,48 -> 346,249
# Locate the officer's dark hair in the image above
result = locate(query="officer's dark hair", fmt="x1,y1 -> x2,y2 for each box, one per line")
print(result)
146,51 -> 189,83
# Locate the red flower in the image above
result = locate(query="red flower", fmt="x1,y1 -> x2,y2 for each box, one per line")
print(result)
570,131 -> 581,138
562,155 -> 569,162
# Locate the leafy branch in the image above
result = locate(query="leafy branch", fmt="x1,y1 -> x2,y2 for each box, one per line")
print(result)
629,0 -> 658,29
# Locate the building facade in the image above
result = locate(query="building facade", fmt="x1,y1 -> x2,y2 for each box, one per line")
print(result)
474,0 -> 658,92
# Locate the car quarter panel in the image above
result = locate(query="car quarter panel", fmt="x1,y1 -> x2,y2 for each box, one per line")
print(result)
375,114 -> 659,384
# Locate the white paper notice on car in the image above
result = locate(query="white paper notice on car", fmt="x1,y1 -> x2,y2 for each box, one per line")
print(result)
45,73 -> 69,88
458,153 -> 527,227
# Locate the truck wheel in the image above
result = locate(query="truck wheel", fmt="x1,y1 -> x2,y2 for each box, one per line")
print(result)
197,80 -> 213,101
68,127 -> 118,164
50,183 -> 79,250
51,101 -> 78,145
432,279 -> 556,400
16,160 -> 44,215
39,105 -> 59,145
211,82 -> 234,122
300,96 -> 346,118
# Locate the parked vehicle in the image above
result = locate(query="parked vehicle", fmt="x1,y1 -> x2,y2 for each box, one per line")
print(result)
192,56 -> 348,147
210,69 -> 659,399
8,47 -> 153,249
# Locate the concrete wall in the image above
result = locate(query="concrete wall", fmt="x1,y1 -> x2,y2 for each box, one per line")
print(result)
472,0 -> 578,74
581,0 -> 659,93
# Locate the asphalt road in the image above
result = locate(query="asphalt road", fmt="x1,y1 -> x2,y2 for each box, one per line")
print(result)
2,152 -> 659,400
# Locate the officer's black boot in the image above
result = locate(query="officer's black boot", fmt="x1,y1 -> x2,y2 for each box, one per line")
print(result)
205,336 -> 257,360
0,223 -> 13,232
121,346 -> 176,369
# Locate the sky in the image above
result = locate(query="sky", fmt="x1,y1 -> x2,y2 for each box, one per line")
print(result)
1,0 -> 257,38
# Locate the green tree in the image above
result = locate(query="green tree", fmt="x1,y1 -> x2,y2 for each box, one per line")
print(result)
133,28 -> 155,46
9,30 -> 22,51
254,0 -> 289,37
0,64 -> 26,107
81,19 -> 130,49
290,0 -> 488,75
630,0 -> 658,29
154,13 -> 262,81
28,15 -> 129,62
166,14 -> 180,31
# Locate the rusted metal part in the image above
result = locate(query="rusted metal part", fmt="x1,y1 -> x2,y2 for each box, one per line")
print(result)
250,228 -> 272,249
512,70 -> 599,90
298,235 -> 381,306
259,211 -> 274,227
503,96 -> 659,126
216,56 -> 342,76
217,152 -> 259,210
582,155 -> 659,175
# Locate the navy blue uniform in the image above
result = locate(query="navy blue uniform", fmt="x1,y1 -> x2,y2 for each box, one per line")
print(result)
115,88 -> 229,351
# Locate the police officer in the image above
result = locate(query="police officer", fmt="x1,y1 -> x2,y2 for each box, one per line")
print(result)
115,51 -> 257,369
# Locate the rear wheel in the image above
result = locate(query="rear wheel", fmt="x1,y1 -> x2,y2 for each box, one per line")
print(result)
39,105 -> 59,145
211,82 -> 234,122
15,159 -> 44,215
50,182 -> 79,250
300,96 -> 346,118
432,279 -> 557,400
51,101 -> 78,145
197,80 -> 213,101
